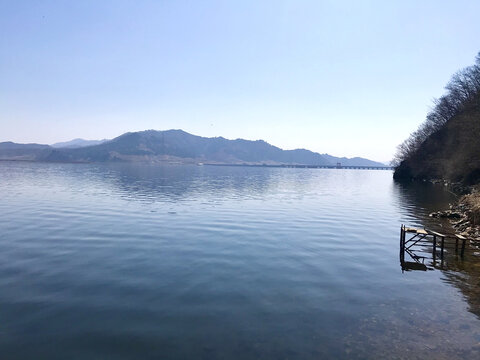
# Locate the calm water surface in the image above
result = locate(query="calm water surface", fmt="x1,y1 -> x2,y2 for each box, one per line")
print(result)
1,162 -> 480,359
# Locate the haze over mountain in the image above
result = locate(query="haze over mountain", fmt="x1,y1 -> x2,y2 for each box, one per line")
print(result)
52,138 -> 109,149
0,130 -> 385,167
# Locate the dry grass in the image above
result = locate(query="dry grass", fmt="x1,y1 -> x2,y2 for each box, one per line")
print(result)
460,189 -> 480,225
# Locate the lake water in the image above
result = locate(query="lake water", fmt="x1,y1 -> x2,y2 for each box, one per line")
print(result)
1,162 -> 480,359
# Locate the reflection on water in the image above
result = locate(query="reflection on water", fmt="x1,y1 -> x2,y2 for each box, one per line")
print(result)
394,180 -> 480,317
0,162 -> 480,359
392,180 -> 457,229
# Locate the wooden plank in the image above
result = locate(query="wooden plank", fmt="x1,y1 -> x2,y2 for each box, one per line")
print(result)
428,230 -> 446,237
455,234 -> 466,240
404,227 -> 428,234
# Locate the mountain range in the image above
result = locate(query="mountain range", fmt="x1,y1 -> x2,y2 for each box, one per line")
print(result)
52,138 -> 108,148
0,129 -> 385,167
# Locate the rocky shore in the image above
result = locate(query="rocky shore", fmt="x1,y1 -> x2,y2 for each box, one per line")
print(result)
430,187 -> 480,243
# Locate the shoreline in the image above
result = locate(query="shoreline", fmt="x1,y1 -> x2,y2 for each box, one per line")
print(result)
429,182 -> 480,247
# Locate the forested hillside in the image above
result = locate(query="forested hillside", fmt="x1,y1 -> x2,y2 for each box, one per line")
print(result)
393,53 -> 480,184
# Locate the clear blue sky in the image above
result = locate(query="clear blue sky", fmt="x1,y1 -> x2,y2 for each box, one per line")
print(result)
1,0 -> 479,162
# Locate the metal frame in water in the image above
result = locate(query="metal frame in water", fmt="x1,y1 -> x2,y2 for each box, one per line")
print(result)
399,224 -> 468,272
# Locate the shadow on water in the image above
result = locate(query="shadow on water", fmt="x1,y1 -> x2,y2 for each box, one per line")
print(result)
394,179 -> 480,318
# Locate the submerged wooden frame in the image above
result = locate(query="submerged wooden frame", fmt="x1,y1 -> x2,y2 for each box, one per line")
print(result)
399,224 -> 468,272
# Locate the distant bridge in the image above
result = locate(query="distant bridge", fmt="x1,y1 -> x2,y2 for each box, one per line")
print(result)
283,164 -> 393,170
205,163 -> 393,170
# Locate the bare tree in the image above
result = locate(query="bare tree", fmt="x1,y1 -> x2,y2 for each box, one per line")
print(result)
393,52 -> 480,167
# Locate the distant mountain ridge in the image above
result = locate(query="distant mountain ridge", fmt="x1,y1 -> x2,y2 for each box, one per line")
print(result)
52,138 -> 109,148
0,142 -> 51,161
0,129 -> 385,167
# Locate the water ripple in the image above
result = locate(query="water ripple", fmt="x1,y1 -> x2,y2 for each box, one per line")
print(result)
0,162 -> 479,359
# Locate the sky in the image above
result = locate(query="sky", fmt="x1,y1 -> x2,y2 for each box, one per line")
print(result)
1,1 -> 480,162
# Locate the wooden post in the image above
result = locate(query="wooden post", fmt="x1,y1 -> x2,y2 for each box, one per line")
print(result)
433,235 -> 436,262
455,237 -> 459,253
400,226 -> 404,263
461,238 -> 466,257
441,236 -> 445,260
